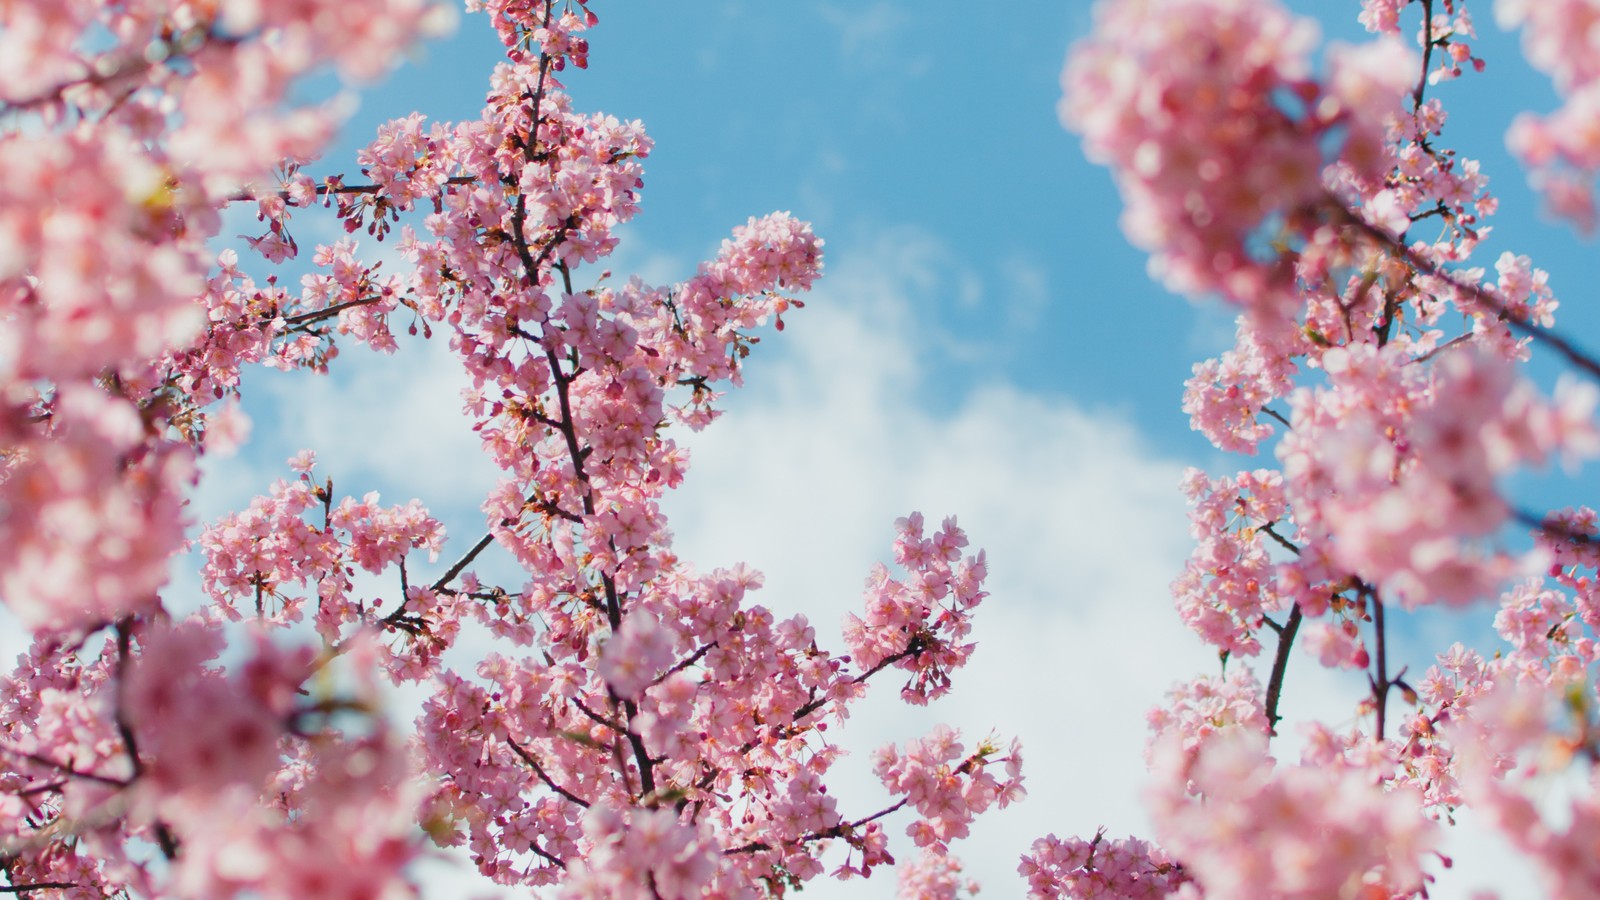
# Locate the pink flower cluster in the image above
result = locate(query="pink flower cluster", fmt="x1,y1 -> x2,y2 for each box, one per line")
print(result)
0,0 -> 450,635
0,618 -> 420,899
1499,0 -> 1600,230
1145,669 -> 1270,757
842,513 -> 989,704
198,454 -> 448,665
1280,342 -> 1598,606
873,725 -> 1024,853
0,386 -> 193,630
1183,323 -> 1298,454
1147,730 -> 1437,898
1019,832 -> 1192,899
414,506 -> 1009,892
560,805 -> 720,899
1062,0 -> 1413,318
1443,676 -> 1600,898
1170,468 -> 1290,656
897,850 -> 981,900
1050,2 -> 1600,896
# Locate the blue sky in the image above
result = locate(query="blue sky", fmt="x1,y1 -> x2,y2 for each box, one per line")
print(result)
197,1 -> 1600,896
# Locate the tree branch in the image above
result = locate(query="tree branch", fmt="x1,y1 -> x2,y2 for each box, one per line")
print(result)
1369,590 -> 1394,741
112,620 -> 180,861
1264,603 -> 1304,736
1343,211 -> 1600,381
505,738 -> 591,808
724,799 -> 910,855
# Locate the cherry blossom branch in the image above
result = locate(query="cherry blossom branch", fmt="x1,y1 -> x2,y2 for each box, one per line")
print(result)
618,703 -> 657,801
527,841 -> 565,869
111,620 -> 179,862
652,642 -> 716,687
1366,589 -> 1399,741
430,533 -> 497,594
570,697 -> 626,733
1412,0 -> 1436,110
111,622 -> 144,781
0,746 -> 128,790
1257,522 -> 1303,735
12,781 -> 66,798
1343,212 -> 1600,380
0,27 -> 229,116
506,177 -> 662,805
723,799 -> 910,855
426,489 -> 583,599
504,738 -> 591,808
1517,508 -> 1597,545
1264,604 -> 1303,736
280,295 -> 388,329
0,883 -> 79,894
227,175 -> 476,204
1410,332 -> 1475,365
692,641 -> 933,806
1258,522 -> 1300,557
1259,406 -> 1292,429
784,645 -> 922,728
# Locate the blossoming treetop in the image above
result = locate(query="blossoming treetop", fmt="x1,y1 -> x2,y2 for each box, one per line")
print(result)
0,1 -> 1018,896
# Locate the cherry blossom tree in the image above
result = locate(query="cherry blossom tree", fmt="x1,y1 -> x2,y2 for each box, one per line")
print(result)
0,1 -> 1021,897
13,0 -> 1600,897
1023,0 -> 1600,897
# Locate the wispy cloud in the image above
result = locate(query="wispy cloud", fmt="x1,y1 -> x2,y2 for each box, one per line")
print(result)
817,3 -> 913,66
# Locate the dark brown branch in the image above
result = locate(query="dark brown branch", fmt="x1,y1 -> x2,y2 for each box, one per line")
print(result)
652,642 -> 715,687
0,747 -> 128,789
430,533 -> 496,593
13,781 -> 66,798
1369,591 -> 1395,741
1259,406 -> 1292,429
725,798 -> 910,855
111,621 -> 142,775
1258,522 -> 1301,557
1517,508 -> 1597,545
112,620 -> 180,861
227,174 -> 476,204
1410,332 -> 1475,365
505,738 -> 591,808
571,697 -> 625,733
527,840 -> 564,868
1264,604 -> 1304,736
1344,212 -> 1600,381
1413,0 -> 1437,109
280,295 -> 387,328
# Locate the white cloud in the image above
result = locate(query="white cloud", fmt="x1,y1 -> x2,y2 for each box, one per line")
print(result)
661,230 -> 1212,894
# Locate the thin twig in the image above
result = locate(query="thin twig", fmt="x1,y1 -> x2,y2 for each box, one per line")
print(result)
1369,590 -> 1394,741
724,799 -> 910,855
1258,522 -> 1302,557
505,738 -> 591,808
0,746 -> 128,789
1259,406 -> 1292,428
1517,508 -> 1597,545
1344,212 -> 1600,380
280,295 -> 387,328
